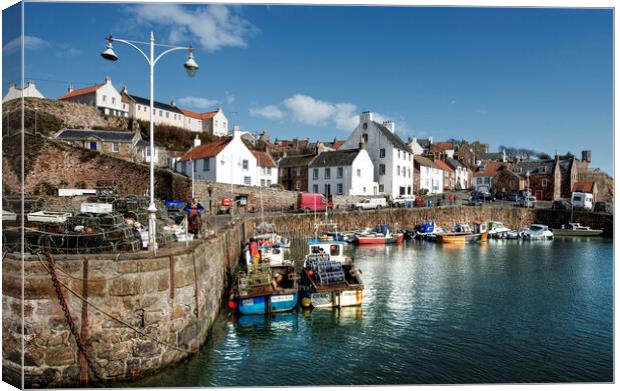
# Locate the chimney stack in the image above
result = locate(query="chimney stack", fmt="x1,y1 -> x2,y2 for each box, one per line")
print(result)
67,84 -> 74,93
359,135 -> 366,150
170,99 -> 176,107
27,80 -> 35,87
382,120 -> 395,133
121,85 -> 128,95
104,75 -> 112,84
8,82 -> 16,89
360,111 -> 373,125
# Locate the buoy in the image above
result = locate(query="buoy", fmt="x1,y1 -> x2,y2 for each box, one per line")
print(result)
227,300 -> 238,310
301,297 -> 312,308
85,227 -> 94,234
308,270 -> 314,277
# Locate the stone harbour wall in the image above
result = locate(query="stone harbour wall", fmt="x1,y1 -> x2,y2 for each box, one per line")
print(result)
2,224 -> 244,388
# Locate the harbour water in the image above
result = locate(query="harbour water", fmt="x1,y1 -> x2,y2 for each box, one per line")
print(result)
128,237 -> 613,386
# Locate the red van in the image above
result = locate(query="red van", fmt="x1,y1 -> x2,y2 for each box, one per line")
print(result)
297,192 -> 333,212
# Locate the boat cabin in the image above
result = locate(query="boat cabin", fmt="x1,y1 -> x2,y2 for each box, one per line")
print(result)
307,239 -> 351,264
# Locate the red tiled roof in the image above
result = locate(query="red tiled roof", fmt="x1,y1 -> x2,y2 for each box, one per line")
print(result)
179,108 -> 202,120
332,140 -> 345,150
434,160 -> 454,172
431,142 -> 455,151
473,161 -> 503,177
179,138 -> 231,162
252,150 -> 276,168
572,181 -> 595,193
59,83 -> 104,100
200,110 -> 219,120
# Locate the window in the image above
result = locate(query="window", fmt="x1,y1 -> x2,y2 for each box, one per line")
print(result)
357,169 -> 361,177
267,180 -> 272,186
111,97 -> 116,104
244,176 -> 251,185
295,180 -> 301,190
261,179 -> 266,186
484,177 -> 490,184
145,147 -> 151,157
203,159 -> 210,171
337,183 -> 343,195
379,184 -> 384,193
122,104 -> 126,110
363,133 -> 368,143
242,160 -> 249,170
296,167 -> 301,176
223,122 -> 227,128
325,168 -> 331,179
313,168 -> 319,180
397,165 -> 400,176
398,150 -> 401,159
166,112 -> 169,118
215,120 -> 218,126
324,184 -> 331,195
379,148 -> 385,158
159,110 -> 163,117
311,184 -> 319,193
425,178 -> 430,187
363,123 -> 368,129
112,143 -> 119,152
267,167 -> 272,175
337,167 -> 343,178
542,179 -> 548,188
379,164 -> 386,176
102,95 -> 107,102
408,168 -> 411,178
402,167 -> 406,177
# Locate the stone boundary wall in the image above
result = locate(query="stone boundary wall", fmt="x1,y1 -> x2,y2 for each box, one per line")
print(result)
245,206 -> 613,238
2,224 -> 244,388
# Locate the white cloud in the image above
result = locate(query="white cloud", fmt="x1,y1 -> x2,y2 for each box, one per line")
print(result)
283,94 -> 336,126
250,105 -> 285,120
3,35 -> 48,54
178,96 -> 219,110
475,108 -> 488,115
333,103 -> 358,131
225,93 -> 236,104
450,100 -> 457,105
129,4 -> 259,52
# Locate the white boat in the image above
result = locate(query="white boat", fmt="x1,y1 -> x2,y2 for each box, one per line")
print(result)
307,239 -> 352,264
552,223 -> 603,237
523,224 -> 554,240
488,221 -> 512,238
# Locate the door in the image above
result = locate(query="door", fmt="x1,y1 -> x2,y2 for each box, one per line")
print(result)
535,190 -> 543,200
89,141 -> 97,150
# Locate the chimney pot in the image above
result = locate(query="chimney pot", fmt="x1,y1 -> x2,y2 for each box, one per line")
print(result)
104,75 -> 112,83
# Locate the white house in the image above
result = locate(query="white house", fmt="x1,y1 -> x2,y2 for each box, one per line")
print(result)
472,162 -> 503,193
407,137 -> 425,155
340,112 -> 414,196
414,156 -> 443,194
201,107 -> 229,137
308,144 -> 378,196
176,126 -> 257,186
252,150 -> 278,187
446,158 -> 469,190
178,107 -> 204,133
3,80 -> 45,102
120,87 -> 185,128
59,76 -> 127,117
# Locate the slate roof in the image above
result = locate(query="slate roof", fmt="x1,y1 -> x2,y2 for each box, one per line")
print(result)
179,138 -> 232,162
372,121 -> 412,153
56,129 -> 136,142
278,154 -> 317,168
513,159 -> 556,175
127,94 -> 184,114
572,181 -> 595,193
446,158 -> 465,170
309,149 -> 360,168
252,150 -> 277,168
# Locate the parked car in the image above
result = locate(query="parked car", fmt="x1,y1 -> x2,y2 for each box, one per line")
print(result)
520,196 -> 537,208
594,201 -> 611,213
354,198 -> 387,211
415,196 -> 426,207
391,196 -> 416,208
470,192 -> 495,203
508,193 -> 521,202
297,192 -> 333,212
551,200 -> 569,210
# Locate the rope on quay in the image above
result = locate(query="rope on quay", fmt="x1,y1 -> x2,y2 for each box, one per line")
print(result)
37,253 -> 198,355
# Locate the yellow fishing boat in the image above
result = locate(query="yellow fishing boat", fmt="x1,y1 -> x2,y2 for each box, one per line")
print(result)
437,223 -> 488,244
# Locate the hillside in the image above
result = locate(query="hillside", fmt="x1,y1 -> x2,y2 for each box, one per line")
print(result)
2,97 -> 218,151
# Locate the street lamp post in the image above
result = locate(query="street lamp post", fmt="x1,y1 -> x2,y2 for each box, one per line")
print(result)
101,32 -> 198,254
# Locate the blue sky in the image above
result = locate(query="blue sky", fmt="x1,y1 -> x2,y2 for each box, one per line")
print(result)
3,3 -> 613,172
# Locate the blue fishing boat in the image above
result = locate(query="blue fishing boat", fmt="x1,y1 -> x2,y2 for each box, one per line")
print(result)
235,263 -> 298,315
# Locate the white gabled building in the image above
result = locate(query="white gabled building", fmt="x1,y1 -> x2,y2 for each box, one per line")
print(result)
446,158 -> 470,190
176,126 -> 258,186
308,141 -> 378,196
340,112 -> 414,196
201,107 -> 229,137
3,80 -> 45,102
414,155 -> 444,194
252,150 -> 278,187
59,76 -> 128,117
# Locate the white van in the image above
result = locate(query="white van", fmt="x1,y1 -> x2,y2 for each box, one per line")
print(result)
520,196 -> 536,208
571,192 -> 594,211
354,198 -> 387,210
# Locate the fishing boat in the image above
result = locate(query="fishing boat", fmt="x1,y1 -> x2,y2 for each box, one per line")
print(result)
235,262 -> 298,315
437,223 -> 488,244
413,221 -> 445,241
552,223 -> 603,237
488,221 -> 512,238
523,224 -> 554,240
300,252 -> 364,308
253,222 -> 291,248
356,224 -> 404,245
308,239 -> 352,264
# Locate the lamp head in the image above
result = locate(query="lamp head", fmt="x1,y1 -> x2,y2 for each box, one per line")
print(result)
184,45 -> 199,77
101,35 -> 118,61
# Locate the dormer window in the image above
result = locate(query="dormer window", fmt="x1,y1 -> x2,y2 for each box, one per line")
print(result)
363,123 -> 368,130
